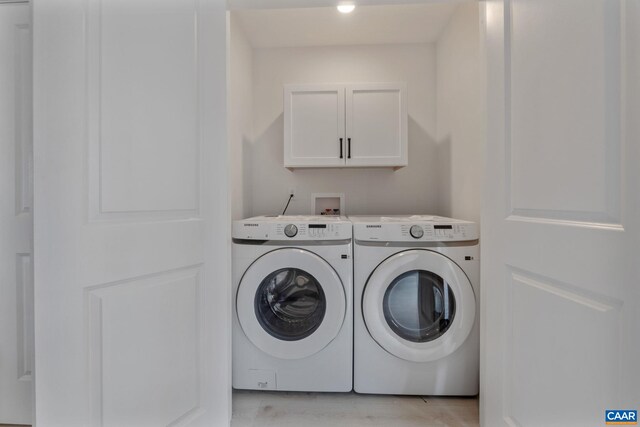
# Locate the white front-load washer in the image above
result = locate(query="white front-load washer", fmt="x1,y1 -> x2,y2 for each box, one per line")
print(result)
232,215 -> 352,392
350,215 -> 479,395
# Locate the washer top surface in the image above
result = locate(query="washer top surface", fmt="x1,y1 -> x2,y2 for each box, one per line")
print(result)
233,215 -> 351,241
349,215 -> 477,242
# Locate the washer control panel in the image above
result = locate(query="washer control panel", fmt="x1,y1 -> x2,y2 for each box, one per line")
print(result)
274,223 -> 348,239
233,217 -> 352,240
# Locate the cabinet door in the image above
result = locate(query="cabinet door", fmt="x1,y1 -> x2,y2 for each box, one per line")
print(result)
346,83 -> 407,167
284,84 -> 345,167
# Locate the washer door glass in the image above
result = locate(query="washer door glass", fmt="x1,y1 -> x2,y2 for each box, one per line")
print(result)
362,249 -> 475,363
236,248 -> 346,360
383,270 -> 455,343
255,268 -> 326,341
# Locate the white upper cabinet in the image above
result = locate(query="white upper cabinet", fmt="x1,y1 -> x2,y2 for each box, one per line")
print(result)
284,83 -> 407,168
284,84 -> 346,167
346,83 -> 407,167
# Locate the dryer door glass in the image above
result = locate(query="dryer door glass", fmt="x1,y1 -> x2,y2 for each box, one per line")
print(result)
383,270 -> 456,343
255,268 -> 326,341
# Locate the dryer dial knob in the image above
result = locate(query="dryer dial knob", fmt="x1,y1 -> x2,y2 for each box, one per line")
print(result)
410,225 -> 424,239
284,224 -> 298,238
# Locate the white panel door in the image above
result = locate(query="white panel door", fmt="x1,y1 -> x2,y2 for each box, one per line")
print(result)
33,0 -> 230,426
482,1 -> 639,426
284,84 -> 345,168
0,3 -> 32,424
345,83 -> 407,167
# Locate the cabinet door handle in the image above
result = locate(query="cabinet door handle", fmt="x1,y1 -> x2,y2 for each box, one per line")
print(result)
339,138 -> 343,159
347,138 -> 351,159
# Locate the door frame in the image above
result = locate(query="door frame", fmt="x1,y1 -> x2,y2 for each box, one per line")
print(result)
226,0 -> 483,406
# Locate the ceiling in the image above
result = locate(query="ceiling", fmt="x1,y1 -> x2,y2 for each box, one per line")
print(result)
233,3 -> 461,49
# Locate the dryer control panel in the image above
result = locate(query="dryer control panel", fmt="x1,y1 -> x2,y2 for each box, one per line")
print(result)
350,216 -> 477,242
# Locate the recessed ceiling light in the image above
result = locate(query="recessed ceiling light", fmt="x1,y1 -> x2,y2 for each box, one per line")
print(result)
337,4 -> 355,13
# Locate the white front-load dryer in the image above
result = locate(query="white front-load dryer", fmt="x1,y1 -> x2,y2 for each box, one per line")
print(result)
350,215 -> 479,395
232,215 -> 352,392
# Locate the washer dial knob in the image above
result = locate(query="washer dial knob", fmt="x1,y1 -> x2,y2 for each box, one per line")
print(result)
410,225 -> 424,239
284,224 -> 298,238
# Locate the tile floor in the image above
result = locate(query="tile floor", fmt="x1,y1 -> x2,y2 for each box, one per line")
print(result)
232,390 -> 479,427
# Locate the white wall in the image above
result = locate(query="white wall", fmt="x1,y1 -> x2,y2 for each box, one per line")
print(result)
229,15 -> 253,220
250,44 -> 438,216
436,2 -> 482,223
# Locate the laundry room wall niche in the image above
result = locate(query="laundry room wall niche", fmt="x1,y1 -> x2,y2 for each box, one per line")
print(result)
228,2 -> 482,222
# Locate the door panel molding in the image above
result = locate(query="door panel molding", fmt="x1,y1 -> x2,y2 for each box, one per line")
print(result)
507,266 -> 622,316
504,0 -> 623,227
15,253 -> 33,382
14,22 -> 31,216
503,266 -> 621,426
86,265 -> 203,427
87,0 -> 201,222
505,213 -> 625,231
